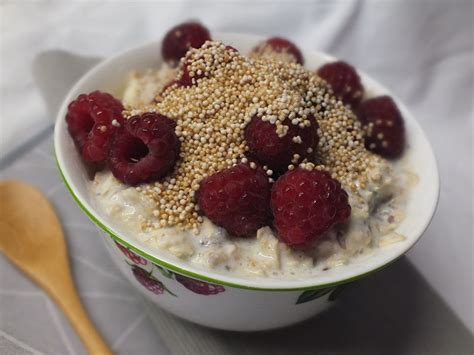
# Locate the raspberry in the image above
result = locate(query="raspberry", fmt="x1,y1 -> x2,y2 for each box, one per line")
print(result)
132,265 -> 164,295
271,168 -> 351,247
178,45 -> 236,86
251,37 -> 304,65
115,241 -> 147,265
357,96 -> 405,159
317,61 -> 364,108
107,112 -> 180,185
196,163 -> 271,236
244,115 -> 319,173
66,91 -> 124,162
178,61 -> 205,87
175,274 -> 225,295
161,22 -> 211,66
161,79 -> 178,93
162,46 -> 235,93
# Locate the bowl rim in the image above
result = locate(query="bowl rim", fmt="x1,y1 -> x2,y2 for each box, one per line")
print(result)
54,32 -> 440,291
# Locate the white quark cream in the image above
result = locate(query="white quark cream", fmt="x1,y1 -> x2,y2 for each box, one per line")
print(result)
91,164 -> 409,279
122,65 -> 178,108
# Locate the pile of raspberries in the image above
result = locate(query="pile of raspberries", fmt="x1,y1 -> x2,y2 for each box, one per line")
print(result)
66,22 -> 405,249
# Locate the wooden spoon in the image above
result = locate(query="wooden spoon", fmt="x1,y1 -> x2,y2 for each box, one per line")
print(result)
0,181 -> 112,355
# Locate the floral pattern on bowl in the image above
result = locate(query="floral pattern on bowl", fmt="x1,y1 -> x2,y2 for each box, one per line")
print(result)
174,273 -> 225,295
114,241 -> 225,297
296,283 -> 350,304
153,262 -> 225,295
130,264 -> 176,296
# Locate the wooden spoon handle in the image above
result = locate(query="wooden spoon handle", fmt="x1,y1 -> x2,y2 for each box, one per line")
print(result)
45,278 -> 113,355
0,181 -> 113,354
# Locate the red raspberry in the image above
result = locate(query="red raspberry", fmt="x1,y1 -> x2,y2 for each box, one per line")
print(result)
161,80 -> 178,93
107,112 -> 180,185
115,241 -> 147,265
161,22 -> 211,66
317,61 -> 364,108
244,115 -> 319,173
357,96 -> 405,159
66,91 -> 124,162
171,46 -> 237,89
132,265 -> 164,295
158,61 -> 206,92
175,274 -> 225,295
178,61 -> 206,87
196,164 -> 271,236
251,37 -> 304,65
271,168 -> 351,247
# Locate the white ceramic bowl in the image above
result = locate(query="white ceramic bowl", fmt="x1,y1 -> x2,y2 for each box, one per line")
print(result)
54,32 -> 439,331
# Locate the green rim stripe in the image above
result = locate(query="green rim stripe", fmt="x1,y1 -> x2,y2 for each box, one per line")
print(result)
55,154 -> 398,291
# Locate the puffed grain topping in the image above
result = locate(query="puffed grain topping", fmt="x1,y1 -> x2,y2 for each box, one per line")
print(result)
122,41 -> 384,231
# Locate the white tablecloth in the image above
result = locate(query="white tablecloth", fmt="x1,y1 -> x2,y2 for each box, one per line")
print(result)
1,1 -> 473,354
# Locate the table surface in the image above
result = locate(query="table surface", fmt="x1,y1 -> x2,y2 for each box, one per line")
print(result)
1,1 -> 473,354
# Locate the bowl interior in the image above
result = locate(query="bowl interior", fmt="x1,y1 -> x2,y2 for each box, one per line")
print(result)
54,32 -> 439,290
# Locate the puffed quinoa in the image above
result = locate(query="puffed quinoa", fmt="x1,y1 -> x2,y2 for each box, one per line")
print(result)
122,41 -> 384,230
